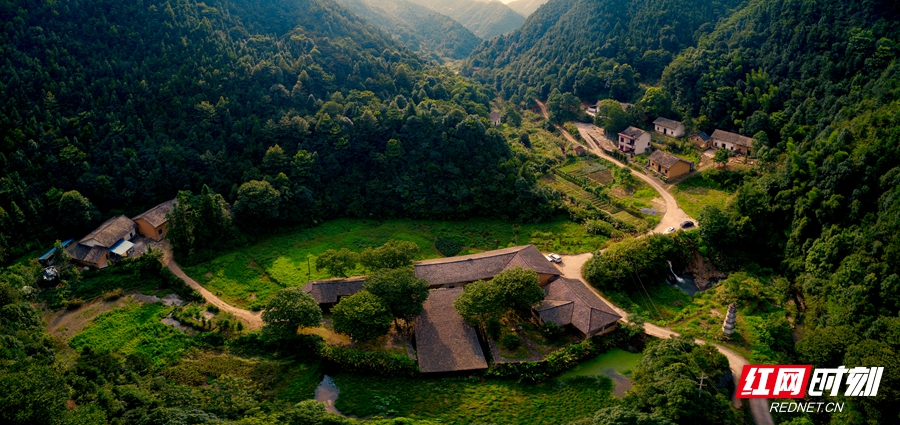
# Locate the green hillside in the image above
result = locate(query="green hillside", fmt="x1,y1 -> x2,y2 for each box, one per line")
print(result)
407,0 -> 526,39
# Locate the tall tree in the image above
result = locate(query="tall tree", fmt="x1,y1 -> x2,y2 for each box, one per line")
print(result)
331,291 -> 393,342
261,287 -> 323,340
358,239 -> 419,270
491,266 -> 545,311
315,248 -> 359,278
362,268 -> 429,336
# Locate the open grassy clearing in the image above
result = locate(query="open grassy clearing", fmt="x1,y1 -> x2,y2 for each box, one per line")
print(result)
69,300 -> 192,368
184,217 -> 608,308
670,172 -> 736,218
332,374 -> 614,424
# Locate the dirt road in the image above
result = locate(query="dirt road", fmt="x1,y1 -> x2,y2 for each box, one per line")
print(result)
555,253 -> 773,425
534,101 -> 694,233
157,241 -> 263,330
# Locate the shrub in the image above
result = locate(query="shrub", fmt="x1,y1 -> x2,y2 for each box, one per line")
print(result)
501,335 -> 522,350
486,318 -> 502,340
320,345 -> 418,377
206,304 -> 220,313
66,298 -> 84,310
434,237 -> 463,257
540,322 -> 562,341
102,288 -> 125,301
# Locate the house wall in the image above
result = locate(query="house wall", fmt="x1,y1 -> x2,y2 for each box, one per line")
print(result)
690,136 -> 708,149
712,138 -> 734,151
591,321 -> 618,337
135,218 -> 168,241
538,273 -> 557,286
73,252 -> 108,269
634,133 -> 651,154
733,144 -> 750,155
654,124 -> 685,137
666,161 -> 692,179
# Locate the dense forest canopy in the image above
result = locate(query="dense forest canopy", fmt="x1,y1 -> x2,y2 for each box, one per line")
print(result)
405,0 -> 525,39
0,0 -> 555,262
466,0 -> 744,103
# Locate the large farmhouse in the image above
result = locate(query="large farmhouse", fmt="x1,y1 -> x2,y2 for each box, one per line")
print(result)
536,278 -> 621,337
648,150 -> 694,180
66,216 -> 137,268
413,245 -> 560,288
617,126 -> 651,155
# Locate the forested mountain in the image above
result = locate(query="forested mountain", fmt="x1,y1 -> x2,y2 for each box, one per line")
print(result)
406,0 -> 525,39
663,0 -> 900,422
466,0 -> 743,102
505,0 -> 548,17
0,0 -> 554,262
335,0 -> 482,60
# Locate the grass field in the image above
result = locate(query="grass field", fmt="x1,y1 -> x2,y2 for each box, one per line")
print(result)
671,173 -> 736,218
332,374 -> 614,424
69,301 -> 192,368
183,217 -> 608,308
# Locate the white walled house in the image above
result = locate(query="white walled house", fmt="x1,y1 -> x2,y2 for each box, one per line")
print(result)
617,126 -> 651,155
653,117 -> 685,137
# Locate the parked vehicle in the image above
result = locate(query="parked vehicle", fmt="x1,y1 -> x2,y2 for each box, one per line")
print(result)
680,221 -> 696,229
664,226 -> 677,234
546,253 -> 562,263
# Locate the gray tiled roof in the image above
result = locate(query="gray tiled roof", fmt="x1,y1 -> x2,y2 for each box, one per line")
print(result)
413,245 -> 560,286
133,199 -> 176,228
541,278 -> 621,335
711,129 -> 753,147
415,288 -> 488,373
618,126 -> 647,139
648,150 -> 689,169
67,244 -> 107,265
693,131 -> 710,141
653,117 -> 683,130
301,277 -> 365,304
79,216 -> 135,248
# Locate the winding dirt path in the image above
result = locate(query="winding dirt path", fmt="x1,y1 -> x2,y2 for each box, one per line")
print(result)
555,253 -> 773,425
535,100 -> 694,233
157,241 -> 263,330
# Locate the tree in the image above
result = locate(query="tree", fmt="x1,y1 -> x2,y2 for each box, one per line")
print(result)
594,99 -> 632,136
547,90 -> 581,123
261,287 -> 322,340
233,180 -> 281,227
331,291 -> 393,342
57,190 -> 98,232
359,239 -> 419,270
592,406 -> 675,425
491,267 -> 545,311
166,186 -> 233,261
315,248 -> 358,277
453,279 -> 506,325
504,105 -> 522,127
363,268 -> 429,336
712,148 -> 732,169
637,87 -> 674,120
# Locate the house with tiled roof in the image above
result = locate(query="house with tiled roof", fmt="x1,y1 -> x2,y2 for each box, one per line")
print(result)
301,277 -> 365,309
617,126 -> 651,155
415,288 -> 489,374
710,129 -> 753,155
133,199 -> 176,241
66,216 -> 136,268
648,150 -> 694,180
413,245 -> 560,288
690,132 -> 711,149
536,278 -> 621,338
653,117 -> 685,137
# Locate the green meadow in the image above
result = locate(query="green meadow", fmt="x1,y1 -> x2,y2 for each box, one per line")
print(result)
670,172 -> 736,218
183,217 -> 608,308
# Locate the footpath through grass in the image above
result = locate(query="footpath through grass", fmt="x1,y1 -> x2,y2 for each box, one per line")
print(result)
332,374 -> 614,424
183,217 -> 607,308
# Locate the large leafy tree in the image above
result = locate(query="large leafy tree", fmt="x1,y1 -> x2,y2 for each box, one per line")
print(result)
232,180 -> 281,229
315,248 -> 359,278
261,287 -> 323,340
57,190 -> 99,233
166,186 -> 233,263
359,240 -> 420,271
453,279 -> 506,325
331,291 -> 393,343
362,268 -> 429,335
491,267 -> 545,311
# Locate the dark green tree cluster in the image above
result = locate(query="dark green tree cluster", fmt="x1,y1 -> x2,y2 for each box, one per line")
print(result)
453,266 -> 545,325
582,233 -> 693,292
0,0 -> 555,264
466,0 -> 742,103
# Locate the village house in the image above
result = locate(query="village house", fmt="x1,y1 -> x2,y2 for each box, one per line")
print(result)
66,216 -> 137,268
710,129 -> 753,155
652,117 -> 685,137
536,278 -> 621,338
301,276 -> 366,309
133,199 -> 176,241
574,145 -> 586,156
617,126 -> 651,155
690,132 -> 710,149
415,288 -> 489,374
413,245 -> 561,288
489,112 -> 501,126
647,150 -> 694,180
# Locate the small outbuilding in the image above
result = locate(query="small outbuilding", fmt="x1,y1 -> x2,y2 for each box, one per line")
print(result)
648,150 -> 694,180
536,278 -> 621,338
690,132 -> 711,149
133,199 -> 177,241
301,276 -> 365,309
489,112 -> 501,127
653,117 -> 685,137
574,145 -> 586,156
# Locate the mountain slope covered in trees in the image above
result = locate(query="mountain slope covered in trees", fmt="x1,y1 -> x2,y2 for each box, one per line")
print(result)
407,0 -> 525,39
0,0 -> 554,262
335,0 -> 482,60
466,0 -> 743,102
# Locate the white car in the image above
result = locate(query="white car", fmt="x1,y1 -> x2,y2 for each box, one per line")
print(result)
546,253 -> 562,263
663,226 -> 677,234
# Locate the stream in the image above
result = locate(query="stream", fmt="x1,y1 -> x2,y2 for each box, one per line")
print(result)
315,375 -> 342,415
